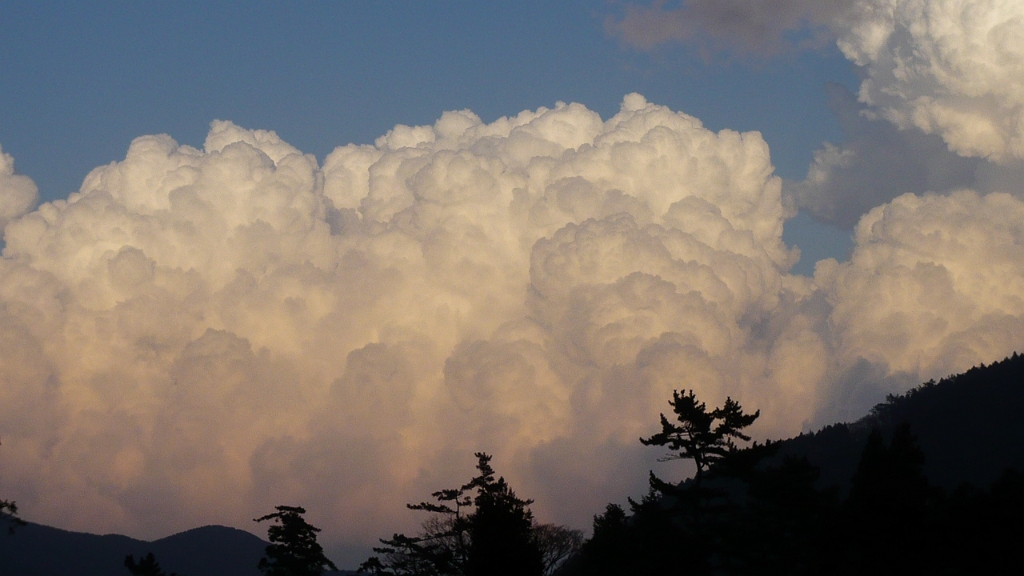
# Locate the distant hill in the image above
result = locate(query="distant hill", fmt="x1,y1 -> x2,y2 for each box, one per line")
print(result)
0,523 -> 357,576
561,353 -> 1024,575
771,352 -> 1024,492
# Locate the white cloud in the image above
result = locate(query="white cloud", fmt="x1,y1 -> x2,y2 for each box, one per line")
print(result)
838,0 -> 1024,163
816,190 -> 1024,380
1,94 -> 1023,554
613,1 -> 1024,164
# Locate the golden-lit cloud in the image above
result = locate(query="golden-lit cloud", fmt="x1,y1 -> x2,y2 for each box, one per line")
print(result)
1,92 -> 1023,553
614,1 -> 1024,165
838,0 -> 1024,163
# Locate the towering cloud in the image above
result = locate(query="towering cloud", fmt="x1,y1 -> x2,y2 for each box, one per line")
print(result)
1,93 -> 1023,558
817,190 -> 1024,380
614,0 -> 1024,226
0,95 -> 809,544
837,0 -> 1024,163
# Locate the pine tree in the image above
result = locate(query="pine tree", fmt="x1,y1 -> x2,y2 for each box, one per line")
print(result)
255,505 -> 338,576
640,390 -> 760,486
360,453 -> 544,576
124,552 -> 179,576
1,439 -> 26,535
463,453 -> 543,576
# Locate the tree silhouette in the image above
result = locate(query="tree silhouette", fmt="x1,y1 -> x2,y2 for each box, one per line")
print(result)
844,423 -> 932,573
564,356 -> 1024,575
0,499 -> 24,535
463,453 -> 542,576
1,438 -> 26,535
124,552 -> 180,576
531,523 -> 583,576
640,390 -> 760,485
360,452 -> 543,576
361,471 -> 474,575
255,505 -> 338,576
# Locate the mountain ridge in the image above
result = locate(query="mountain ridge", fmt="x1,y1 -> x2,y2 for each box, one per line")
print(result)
769,352 -> 1024,492
0,522 -> 362,576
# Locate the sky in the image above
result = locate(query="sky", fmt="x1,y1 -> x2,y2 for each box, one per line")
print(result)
1,0 -> 1023,568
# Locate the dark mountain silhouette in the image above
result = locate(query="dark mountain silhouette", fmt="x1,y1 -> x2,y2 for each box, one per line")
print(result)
562,353 -> 1024,575
771,351 -> 1024,492
0,522 -> 358,576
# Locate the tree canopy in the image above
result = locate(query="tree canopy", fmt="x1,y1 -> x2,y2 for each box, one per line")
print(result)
1,438 -> 26,535
255,505 -> 338,576
124,552 -> 180,576
360,452 -> 546,576
640,389 -> 760,485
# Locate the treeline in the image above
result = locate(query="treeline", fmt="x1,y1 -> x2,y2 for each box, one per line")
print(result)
4,354 -> 1024,575
564,424 -> 1024,575
359,452 -> 582,576
361,354 -> 1024,575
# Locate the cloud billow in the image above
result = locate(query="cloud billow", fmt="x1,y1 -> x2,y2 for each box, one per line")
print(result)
838,0 -> 1024,164
614,1 -> 1024,166
1,93 -> 1023,551
783,83 -> 985,228
616,0 -> 1024,229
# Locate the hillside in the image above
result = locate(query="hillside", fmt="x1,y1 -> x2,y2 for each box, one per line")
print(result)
0,521 -> 364,576
0,524 -> 269,576
773,352 -> 1024,492
562,353 -> 1024,575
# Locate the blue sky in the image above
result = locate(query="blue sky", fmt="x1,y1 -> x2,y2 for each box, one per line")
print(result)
0,1 -> 857,273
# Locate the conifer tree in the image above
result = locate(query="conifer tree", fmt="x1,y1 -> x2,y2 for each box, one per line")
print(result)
124,552 -> 179,576
640,390 -> 760,485
360,452 -> 543,576
1,439 -> 26,535
255,505 -> 338,576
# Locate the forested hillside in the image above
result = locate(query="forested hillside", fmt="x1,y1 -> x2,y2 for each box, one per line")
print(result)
773,351 -> 1024,492
562,353 -> 1024,576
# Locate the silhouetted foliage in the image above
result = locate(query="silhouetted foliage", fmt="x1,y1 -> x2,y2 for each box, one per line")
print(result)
1,438 -> 26,535
360,452 -> 544,576
254,505 -> 337,576
463,456 -> 542,576
124,552 -> 180,576
360,467 -> 473,575
569,504 -> 631,576
0,498 -> 25,535
531,523 -> 583,576
640,390 -> 759,486
564,357 -> 1024,575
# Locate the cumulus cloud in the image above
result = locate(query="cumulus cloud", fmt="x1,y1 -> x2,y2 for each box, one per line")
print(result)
838,0 -> 1024,163
817,190 -> 1024,377
624,1 -> 1024,229
613,1 -> 1024,165
2,95 -> 1023,560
